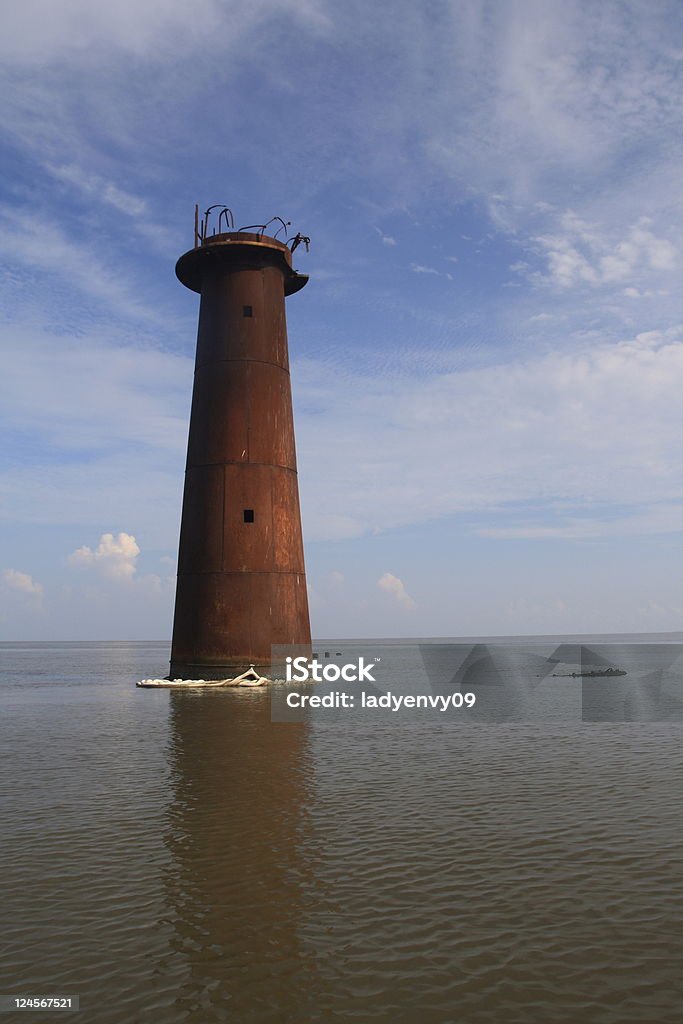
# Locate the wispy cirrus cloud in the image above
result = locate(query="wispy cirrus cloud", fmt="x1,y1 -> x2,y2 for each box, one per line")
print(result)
0,322 -> 190,453
0,0 -> 331,64
375,228 -> 397,246
46,163 -> 148,217
297,324 -> 683,541
411,264 -> 440,276
0,205 -> 174,326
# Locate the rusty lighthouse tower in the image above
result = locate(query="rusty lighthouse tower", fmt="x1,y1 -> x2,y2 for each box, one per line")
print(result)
169,207 -> 311,679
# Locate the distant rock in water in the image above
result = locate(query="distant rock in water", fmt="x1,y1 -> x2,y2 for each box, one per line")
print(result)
552,667 -> 627,678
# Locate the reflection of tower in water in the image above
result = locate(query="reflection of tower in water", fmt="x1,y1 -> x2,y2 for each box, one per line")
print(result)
163,691 -> 321,1021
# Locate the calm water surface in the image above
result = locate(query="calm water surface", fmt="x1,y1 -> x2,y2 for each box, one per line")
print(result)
1,641 -> 682,1022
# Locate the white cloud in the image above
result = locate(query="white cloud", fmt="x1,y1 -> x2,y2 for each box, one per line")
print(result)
377,572 -> 416,610
532,214 -> 679,289
296,324 -> 683,542
2,569 -> 44,605
0,205 -> 174,325
46,163 -> 147,217
411,264 -> 440,275
375,228 -> 397,246
476,501 -> 683,540
420,2 -> 683,207
0,0 -> 331,63
0,322 -> 190,457
528,312 -> 554,323
69,532 -> 140,581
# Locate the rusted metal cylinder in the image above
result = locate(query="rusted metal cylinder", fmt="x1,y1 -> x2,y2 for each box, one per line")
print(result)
169,232 -> 311,678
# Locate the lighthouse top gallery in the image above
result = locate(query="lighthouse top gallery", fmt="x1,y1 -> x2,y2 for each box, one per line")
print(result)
169,207 -> 312,680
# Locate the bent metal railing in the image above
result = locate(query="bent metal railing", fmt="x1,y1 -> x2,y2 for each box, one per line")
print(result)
194,204 -> 310,254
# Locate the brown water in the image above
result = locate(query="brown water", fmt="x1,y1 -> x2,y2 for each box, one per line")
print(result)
1,641 -> 682,1022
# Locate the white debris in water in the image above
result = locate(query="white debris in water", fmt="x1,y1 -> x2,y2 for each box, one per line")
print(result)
136,673 -> 269,688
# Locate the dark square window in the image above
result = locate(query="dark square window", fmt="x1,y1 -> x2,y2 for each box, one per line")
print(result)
243,305 -> 253,317
243,509 -> 254,523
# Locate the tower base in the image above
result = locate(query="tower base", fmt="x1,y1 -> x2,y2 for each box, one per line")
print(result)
168,659 -> 271,681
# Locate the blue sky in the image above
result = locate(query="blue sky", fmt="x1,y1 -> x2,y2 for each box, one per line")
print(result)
1,0 -> 682,640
